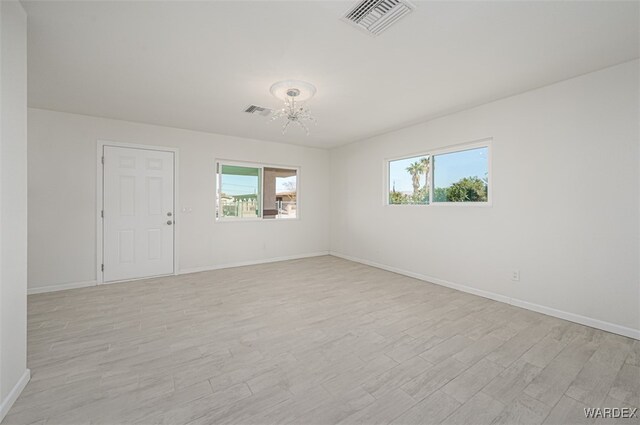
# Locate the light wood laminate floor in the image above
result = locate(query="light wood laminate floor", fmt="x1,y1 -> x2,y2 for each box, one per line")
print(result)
5,256 -> 639,425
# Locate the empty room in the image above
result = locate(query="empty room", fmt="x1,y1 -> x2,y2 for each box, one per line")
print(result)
0,0 -> 639,424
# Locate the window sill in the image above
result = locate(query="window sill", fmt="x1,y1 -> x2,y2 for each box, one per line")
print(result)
215,217 -> 300,223
385,202 -> 492,208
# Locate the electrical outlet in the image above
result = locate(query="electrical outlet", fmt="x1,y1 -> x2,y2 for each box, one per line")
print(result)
511,270 -> 520,282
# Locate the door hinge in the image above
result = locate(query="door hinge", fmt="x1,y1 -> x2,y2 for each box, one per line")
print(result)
101,210 -> 104,218
101,264 -> 104,272
101,156 -> 104,164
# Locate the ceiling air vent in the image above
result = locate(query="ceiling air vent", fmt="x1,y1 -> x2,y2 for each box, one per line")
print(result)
343,0 -> 415,36
243,105 -> 272,117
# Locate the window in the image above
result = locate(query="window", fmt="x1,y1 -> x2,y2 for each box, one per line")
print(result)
263,168 -> 297,219
432,146 -> 489,203
388,155 -> 430,205
217,164 -> 261,219
216,161 -> 298,220
387,142 -> 490,206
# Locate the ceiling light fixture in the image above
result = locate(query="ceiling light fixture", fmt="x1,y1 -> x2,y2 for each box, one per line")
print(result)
269,80 -> 317,135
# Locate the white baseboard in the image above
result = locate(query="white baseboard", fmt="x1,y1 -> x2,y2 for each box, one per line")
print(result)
26,251 -> 636,340
178,251 -> 330,275
0,369 -> 30,423
330,251 -> 640,340
508,298 -> 640,341
28,280 -> 97,295
26,253 -> 331,295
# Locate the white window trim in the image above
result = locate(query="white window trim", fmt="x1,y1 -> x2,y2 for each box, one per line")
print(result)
215,159 -> 301,222
384,138 -> 492,207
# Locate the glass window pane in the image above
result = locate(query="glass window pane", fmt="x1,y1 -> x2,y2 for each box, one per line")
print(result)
263,167 -> 297,219
217,164 -> 261,218
432,147 -> 489,203
388,155 -> 430,205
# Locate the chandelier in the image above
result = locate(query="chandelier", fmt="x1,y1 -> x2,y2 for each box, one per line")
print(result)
269,80 -> 317,135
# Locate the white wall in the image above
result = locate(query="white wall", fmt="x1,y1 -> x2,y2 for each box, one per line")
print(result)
0,0 -> 29,422
27,109 -> 330,292
26,60 -> 640,338
330,60 -> 640,338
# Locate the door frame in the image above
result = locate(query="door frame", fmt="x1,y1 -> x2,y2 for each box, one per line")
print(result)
96,140 -> 180,285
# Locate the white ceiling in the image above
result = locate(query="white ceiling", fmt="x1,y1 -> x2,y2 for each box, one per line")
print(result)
23,1 -> 639,148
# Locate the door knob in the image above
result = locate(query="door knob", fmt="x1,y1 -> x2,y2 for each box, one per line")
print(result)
167,212 -> 172,217
167,220 -> 173,225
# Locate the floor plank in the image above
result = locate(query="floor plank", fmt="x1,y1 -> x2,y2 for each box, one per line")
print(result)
3,256 -> 637,425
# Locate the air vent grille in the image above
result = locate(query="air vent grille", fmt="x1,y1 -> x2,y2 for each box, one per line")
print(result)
344,0 -> 414,36
244,105 -> 272,116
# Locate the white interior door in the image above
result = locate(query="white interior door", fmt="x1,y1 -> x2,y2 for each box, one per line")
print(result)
103,146 -> 175,282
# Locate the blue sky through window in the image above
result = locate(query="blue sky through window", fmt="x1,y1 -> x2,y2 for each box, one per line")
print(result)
389,147 -> 488,193
434,147 -> 488,190
276,176 -> 296,193
220,174 -> 258,196
389,156 -> 427,193
219,172 -> 297,196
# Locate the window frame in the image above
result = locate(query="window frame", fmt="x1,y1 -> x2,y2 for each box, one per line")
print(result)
384,138 -> 492,207
215,159 -> 300,222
